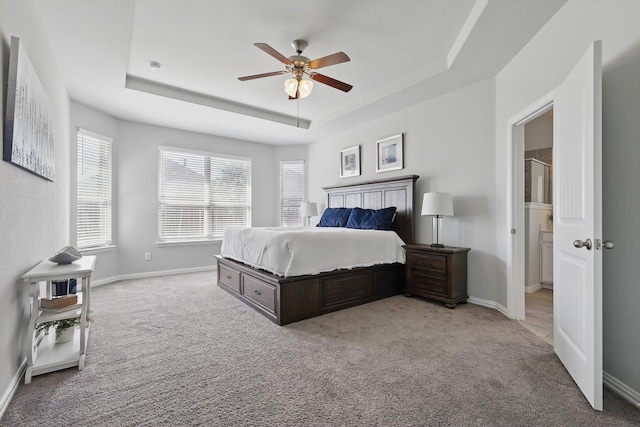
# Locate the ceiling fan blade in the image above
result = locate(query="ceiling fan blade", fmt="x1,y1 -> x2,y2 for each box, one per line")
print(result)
307,52 -> 350,69
238,71 -> 286,81
254,43 -> 293,66
310,73 -> 353,92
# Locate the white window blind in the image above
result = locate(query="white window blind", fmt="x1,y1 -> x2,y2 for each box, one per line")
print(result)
280,160 -> 305,227
77,129 -> 112,249
158,147 -> 251,242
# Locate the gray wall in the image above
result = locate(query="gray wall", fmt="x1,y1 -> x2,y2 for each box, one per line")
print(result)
0,0 -> 71,408
308,78 -> 499,304
115,120 -> 278,278
494,0 -> 640,399
71,101 -> 303,282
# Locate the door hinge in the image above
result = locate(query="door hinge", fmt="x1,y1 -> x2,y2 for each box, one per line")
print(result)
511,228 -> 516,235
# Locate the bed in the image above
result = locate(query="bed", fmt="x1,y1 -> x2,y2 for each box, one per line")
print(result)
215,174 -> 418,325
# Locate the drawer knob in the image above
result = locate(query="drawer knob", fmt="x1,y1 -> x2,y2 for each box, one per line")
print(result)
226,275 -> 232,280
254,290 -> 262,295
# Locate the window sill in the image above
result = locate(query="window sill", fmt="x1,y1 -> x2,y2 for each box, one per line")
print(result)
156,240 -> 221,248
80,244 -> 117,255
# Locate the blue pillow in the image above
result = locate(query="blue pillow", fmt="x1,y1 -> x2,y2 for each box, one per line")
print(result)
346,207 -> 397,230
316,207 -> 352,227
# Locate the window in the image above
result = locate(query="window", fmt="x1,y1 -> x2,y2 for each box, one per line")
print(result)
158,147 -> 251,242
77,129 -> 112,249
280,160 -> 305,227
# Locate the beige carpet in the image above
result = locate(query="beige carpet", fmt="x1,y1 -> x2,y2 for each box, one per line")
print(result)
2,272 -> 639,426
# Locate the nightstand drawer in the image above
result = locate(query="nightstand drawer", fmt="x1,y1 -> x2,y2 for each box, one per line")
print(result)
408,252 -> 446,275
242,274 -> 276,313
410,272 -> 447,295
219,264 -> 240,292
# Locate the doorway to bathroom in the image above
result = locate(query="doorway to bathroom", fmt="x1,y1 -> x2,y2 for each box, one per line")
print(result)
520,109 -> 554,345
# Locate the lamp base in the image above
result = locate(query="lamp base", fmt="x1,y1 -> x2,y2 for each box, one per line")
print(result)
431,216 -> 446,248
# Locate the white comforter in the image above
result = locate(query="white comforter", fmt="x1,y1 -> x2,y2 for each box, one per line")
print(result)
220,227 -> 406,277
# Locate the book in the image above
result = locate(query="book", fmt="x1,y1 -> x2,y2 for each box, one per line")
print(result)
51,278 -> 77,296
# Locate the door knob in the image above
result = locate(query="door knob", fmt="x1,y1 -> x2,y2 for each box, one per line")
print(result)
603,240 -> 615,249
573,238 -> 592,250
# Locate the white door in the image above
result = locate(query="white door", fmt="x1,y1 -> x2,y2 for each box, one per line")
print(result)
553,41 -> 603,410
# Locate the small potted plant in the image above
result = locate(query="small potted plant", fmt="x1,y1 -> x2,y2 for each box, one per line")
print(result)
36,317 -> 81,344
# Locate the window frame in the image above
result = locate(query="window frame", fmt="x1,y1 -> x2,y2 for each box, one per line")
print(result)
279,160 -> 305,227
76,128 -> 113,250
157,146 -> 252,244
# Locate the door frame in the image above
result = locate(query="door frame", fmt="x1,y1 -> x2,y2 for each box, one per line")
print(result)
506,93 -> 554,320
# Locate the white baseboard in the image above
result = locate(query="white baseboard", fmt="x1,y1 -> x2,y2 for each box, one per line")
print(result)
1,359 -> 26,420
604,371 -> 640,409
525,283 -> 543,293
92,265 -> 217,287
468,296 -> 509,317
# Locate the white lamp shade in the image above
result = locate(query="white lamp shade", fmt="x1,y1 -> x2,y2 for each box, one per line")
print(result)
300,202 -> 318,217
421,192 -> 454,216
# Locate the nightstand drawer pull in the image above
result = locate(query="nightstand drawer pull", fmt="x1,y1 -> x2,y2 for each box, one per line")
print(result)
226,275 -> 232,280
254,290 -> 262,295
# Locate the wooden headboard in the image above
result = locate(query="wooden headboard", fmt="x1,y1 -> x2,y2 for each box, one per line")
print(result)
322,175 -> 419,244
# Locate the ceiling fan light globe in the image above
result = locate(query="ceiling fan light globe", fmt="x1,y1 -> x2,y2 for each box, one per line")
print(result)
284,78 -> 298,97
298,79 -> 313,98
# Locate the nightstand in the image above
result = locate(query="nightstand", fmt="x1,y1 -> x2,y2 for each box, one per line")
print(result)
403,244 -> 470,308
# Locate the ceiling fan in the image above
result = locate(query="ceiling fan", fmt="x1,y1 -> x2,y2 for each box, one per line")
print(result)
238,39 -> 353,100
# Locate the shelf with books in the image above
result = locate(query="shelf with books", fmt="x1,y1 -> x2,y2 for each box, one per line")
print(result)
21,255 -> 96,384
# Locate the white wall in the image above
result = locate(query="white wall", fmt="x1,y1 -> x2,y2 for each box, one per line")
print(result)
308,78 -> 499,303
0,0 -> 70,409
495,0 -> 640,400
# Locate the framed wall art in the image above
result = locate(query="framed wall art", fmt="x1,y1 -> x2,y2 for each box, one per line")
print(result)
3,36 -> 55,181
340,145 -> 360,178
376,133 -> 403,173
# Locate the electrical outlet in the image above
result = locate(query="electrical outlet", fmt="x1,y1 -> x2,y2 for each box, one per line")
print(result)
144,252 -> 151,261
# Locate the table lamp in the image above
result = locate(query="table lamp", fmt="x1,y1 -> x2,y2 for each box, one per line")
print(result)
421,192 -> 454,248
300,202 -> 318,227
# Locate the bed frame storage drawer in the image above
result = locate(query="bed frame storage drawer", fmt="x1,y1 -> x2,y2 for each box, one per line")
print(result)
218,263 -> 241,292
373,266 -> 404,296
242,274 -> 276,313
322,274 -> 370,309
215,256 -> 405,325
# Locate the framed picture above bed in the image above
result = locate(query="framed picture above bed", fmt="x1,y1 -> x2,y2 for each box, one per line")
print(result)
340,145 -> 360,178
376,133 -> 403,173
